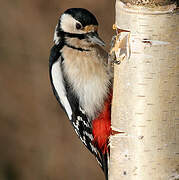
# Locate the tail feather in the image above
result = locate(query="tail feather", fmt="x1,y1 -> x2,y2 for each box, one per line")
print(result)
101,152 -> 108,180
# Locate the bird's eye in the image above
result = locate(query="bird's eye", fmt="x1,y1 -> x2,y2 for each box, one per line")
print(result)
76,23 -> 82,30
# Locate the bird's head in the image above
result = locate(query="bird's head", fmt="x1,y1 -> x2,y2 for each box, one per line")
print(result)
54,8 -> 105,48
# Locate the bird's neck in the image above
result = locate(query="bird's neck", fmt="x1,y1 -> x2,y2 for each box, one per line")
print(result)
64,36 -> 93,51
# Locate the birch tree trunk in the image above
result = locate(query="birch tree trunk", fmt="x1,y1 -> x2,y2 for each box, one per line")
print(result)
109,0 -> 179,179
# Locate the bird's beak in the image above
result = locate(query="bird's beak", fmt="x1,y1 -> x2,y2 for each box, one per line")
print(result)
86,32 -> 105,47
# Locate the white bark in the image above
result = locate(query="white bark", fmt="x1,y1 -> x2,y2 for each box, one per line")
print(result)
109,1 -> 179,180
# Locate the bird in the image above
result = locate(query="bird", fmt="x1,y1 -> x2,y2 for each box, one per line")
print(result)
49,8 -> 113,180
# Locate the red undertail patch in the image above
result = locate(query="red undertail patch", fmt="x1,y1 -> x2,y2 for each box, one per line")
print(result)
92,93 -> 112,154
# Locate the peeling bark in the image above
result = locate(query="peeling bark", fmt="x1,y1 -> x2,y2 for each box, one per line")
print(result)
109,1 -> 179,180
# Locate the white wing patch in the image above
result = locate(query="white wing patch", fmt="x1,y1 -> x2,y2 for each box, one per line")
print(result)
51,58 -> 72,119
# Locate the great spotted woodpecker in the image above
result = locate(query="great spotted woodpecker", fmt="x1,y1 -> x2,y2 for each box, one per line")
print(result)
49,8 -> 112,180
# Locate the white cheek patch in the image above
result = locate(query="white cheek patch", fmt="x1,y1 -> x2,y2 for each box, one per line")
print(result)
60,14 -> 84,34
51,59 -> 72,119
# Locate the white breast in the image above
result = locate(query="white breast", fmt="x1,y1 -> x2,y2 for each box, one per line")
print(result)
62,46 -> 111,118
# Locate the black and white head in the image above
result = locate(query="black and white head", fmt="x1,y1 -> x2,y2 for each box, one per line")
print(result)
54,8 -> 105,48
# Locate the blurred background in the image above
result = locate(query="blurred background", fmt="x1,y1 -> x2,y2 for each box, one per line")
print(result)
0,0 -> 115,179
